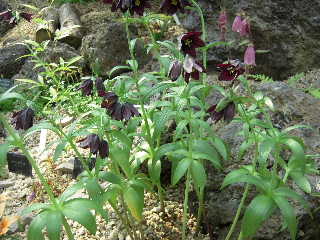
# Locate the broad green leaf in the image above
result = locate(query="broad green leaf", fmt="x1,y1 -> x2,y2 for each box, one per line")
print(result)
63,199 -> 97,234
143,82 -> 174,102
109,65 -> 131,77
155,142 -> 180,159
53,140 -> 67,162
175,120 -> 188,138
124,186 -> 144,222
221,170 -> 267,191
193,140 -> 221,169
242,194 -> 275,238
46,210 -> 62,240
109,145 -> 130,177
85,178 -> 103,197
148,159 -> 161,183
282,138 -> 305,165
289,171 -> 312,193
274,187 -> 310,211
59,182 -> 84,202
0,143 -> 9,167
282,125 -> 312,133
258,139 -> 275,163
99,172 -> 122,185
172,158 -> 192,185
190,160 -> 206,189
28,211 -> 48,240
153,110 -> 175,139
0,92 -> 24,103
210,137 -> 228,161
111,131 -> 132,150
21,203 -> 50,216
273,196 -> 297,240
238,140 -> 253,161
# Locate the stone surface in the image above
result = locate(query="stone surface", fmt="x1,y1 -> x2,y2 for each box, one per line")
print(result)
0,44 -> 29,79
81,22 -> 151,76
0,179 -> 14,188
180,0 -> 320,80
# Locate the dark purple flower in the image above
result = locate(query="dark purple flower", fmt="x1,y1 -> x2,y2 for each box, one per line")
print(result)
183,54 -> 205,83
19,12 -> 33,22
179,32 -> 205,57
232,15 -> 242,33
168,60 -> 182,81
77,79 -> 93,96
218,10 -> 227,41
0,10 -> 13,21
244,45 -> 256,66
12,108 -> 35,130
95,77 -> 106,96
122,103 -> 140,120
78,134 -> 109,158
160,0 -> 190,15
207,102 -> 236,123
101,91 -> 119,114
217,60 -> 245,81
105,0 -> 150,16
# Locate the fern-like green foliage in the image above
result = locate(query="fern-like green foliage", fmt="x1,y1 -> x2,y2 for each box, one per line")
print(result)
248,74 -> 274,82
287,72 -> 305,86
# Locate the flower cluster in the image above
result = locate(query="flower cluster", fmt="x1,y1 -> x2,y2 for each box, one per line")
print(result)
78,134 -> 109,158
232,14 -> 250,37
207,102 -> 235,123
217,59 -> 245,81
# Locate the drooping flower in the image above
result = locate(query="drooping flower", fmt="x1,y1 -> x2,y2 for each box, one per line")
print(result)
183,54 -> 205,83
77,79 -> 93,96
19,12 -> 33,22
160,0 -> 189,15
218,10 -> 227,41
232,15 -> 242,33
217,59 -> 245,81
105,0 -> 150,16
0,10 -> 13,21
12,108 -> 35,130
244,45 -> 256,66
78,134 -> 109,158
240,18 -> 250,37
95,77 -> 106,96
130,0 -> 151,16
179,32 -> 205,57
207,102 -> 236,123
168,60 -> 183,81
101,92 -> 140,121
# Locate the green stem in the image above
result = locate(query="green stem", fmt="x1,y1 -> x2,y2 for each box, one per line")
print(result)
182,170 -> 191,240
0,113 -> 57,204
63,217 -> 75,240
110,201 -> 136,240
195,187 -> 204,233
224,184 -> 250,240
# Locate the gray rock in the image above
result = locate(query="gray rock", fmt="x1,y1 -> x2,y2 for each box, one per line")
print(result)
81,22 -> 151,76
0,179 -> 14,188
0,44 -> 29,79
55,159 -> 74,174
8,212 -> 34,234
180,0 -> 320,80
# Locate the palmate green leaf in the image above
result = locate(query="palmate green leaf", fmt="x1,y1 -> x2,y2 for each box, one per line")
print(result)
28,210 -> 48,240
273,196 -> 297,240
289,171 -> 312,193
46,210 -> 63,240
190,160 -> 206,189
242,194 -> 276,238
62,198 -> 97,235
172,158 -> 192,185
124,186 -> 144,222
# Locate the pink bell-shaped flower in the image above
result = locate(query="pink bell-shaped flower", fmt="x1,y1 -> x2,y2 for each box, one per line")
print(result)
244,45 -> 256,66
240,18 -> 250,36
232,15 -> 242,33
218,10 -> 227,40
